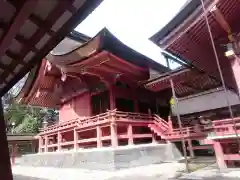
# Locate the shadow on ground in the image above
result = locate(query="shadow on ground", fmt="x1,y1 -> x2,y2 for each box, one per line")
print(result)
14,175 -> 48,180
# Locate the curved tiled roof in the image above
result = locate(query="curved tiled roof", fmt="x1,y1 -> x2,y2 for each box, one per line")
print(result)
48,28 -> 170,72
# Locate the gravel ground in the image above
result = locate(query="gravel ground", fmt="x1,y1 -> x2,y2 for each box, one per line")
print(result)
12,163 -> 185,180
12,162 -> 240,180
14,175 -> 48,180
179,164 -> 240,180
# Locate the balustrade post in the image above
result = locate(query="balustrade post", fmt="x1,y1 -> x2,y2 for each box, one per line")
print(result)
109,110 -> 118,147
97,126 -> 102,148
187,139 -> 195,158
194,123 -> 201,133
11,143 -> 17,165
110,123 -> 118,147
57,131 -> 62,152
74,128 -> 78,151
152,133 -> 157,144
38,136 -> 43,153
168,116 -> 173,132
109,87 -> 116,110
148,108 -> 152,118
44,136 -> 48,152
127,124 -> 134,145
213,140 -> 226,169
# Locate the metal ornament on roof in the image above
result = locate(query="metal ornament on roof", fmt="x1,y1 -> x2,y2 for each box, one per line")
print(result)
169,97 -> 175,106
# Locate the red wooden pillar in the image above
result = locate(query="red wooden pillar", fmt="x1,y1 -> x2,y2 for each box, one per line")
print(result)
38,136 -> 43,153
127,124 -> 134,145
109,87 -> 115,110
44,136 -> 48,152
187,139 -> 195,158
57,131 -> 62,152
74,128 -> 78,151
213,140 -> 227,169
110,123 -> 118,147
168,116 -> 173,132
0,99 -> 13,180
152,134 -> 157,143
96,126 -> 102,148
11,143 -> 17,165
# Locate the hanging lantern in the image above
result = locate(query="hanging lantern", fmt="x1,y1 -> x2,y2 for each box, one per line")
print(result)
225,37 -> 240,57
46,61 -> 52,71
35,89 -> 40,98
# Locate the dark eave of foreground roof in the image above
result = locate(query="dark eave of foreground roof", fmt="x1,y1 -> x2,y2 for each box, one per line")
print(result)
150,0 -> 201,44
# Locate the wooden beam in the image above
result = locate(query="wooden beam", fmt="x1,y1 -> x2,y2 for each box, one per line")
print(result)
0,0 -> 69,84
211,6 -> 231,34
29,14 -> 55,36
0,0 -> 37,58
181,81 -> 199,91
0,100 -> 13,180
10,0 -> 75,36
162,0 -> 219,49
0,0 -> 103,96
0,20 -> 7,29
15,34 -> 38,53
5,50 -> 25,65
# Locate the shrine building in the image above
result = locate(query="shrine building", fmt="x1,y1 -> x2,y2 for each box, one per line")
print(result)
17,0 -> 240,170
18,28 -> 175,151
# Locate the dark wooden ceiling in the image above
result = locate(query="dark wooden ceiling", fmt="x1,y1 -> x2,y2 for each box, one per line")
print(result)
0,0 -> 102,97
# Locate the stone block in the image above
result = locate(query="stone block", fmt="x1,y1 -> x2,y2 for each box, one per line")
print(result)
18,143 -> 182,171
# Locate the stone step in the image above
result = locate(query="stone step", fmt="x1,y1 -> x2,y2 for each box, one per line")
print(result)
18,144 -> 183,171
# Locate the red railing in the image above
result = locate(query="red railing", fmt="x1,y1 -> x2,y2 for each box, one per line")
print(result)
212,117 -> 240,136
150,116 -> 240,140
149,116 -> 213,140
153,114 -> 169,131
39,110 -> 154,134
115,111 -> 154,121
164,125 -> 213,140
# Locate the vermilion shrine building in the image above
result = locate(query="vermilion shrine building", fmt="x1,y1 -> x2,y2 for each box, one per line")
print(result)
17,0 -> 240,170
18,29 -> 173,151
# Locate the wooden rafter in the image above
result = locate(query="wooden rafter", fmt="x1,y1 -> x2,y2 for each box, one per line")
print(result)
29,14 -> 55,36
211,6 -> 231,34
0,0 -> 103,96
0,0 -> 71,83
0,0 -> 37,58
15,34 -> 38,53
162,0 -> 219,49
0,20 -> 7,29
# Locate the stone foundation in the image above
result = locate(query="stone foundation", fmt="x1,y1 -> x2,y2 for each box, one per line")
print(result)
18,143 -> 182,171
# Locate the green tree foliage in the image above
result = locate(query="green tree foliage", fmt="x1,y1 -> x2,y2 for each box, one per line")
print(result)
3,92 -> 57,134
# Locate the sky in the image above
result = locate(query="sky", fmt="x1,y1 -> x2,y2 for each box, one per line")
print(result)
75,0 -> 188,69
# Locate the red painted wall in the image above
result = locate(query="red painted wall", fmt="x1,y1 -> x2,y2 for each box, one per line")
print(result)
59,92 -> 91,122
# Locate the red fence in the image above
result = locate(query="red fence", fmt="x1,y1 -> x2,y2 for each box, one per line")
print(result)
39,110 -> 154,134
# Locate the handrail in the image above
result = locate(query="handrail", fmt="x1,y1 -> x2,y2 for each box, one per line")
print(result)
213,118 -> 240,126
40,110 -> 155,133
